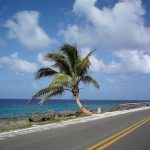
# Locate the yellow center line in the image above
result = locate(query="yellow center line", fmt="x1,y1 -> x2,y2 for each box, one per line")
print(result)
87,116 -> 150,150
96,118 -> 150,150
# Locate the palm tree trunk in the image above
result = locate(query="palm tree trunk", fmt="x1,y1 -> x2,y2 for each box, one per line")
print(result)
75,97 -> 93,116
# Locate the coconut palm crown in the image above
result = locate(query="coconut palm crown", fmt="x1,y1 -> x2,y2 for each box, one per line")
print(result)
30,44 -> 99,115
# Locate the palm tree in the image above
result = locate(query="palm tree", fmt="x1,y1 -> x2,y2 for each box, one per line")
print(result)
30,44 -> 99,115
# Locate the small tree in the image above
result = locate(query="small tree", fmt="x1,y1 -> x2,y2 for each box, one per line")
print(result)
30,44 -> 99,115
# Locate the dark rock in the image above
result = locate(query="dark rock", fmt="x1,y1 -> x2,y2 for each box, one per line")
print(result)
42,110 -> 55,121
29,112 -> 43,122
29,110 -> 56,122
57,110 -> 80,117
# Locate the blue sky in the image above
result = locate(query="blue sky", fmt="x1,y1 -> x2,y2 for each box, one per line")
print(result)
0,0 -> 150,100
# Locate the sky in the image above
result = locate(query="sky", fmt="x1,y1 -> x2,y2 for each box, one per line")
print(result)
0,0 -> 150,100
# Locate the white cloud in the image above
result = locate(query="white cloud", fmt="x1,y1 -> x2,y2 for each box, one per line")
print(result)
81,48 -> 106,72
59,0 -> 150,75
0,53 -> 38,74
60,0 -> 150,50
90,50 -> 150,74
4,10 -> 55,50
59,25 -> 95,47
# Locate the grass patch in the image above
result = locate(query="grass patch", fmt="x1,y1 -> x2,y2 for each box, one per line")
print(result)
0,124 -> 32,132
33,119 -> 60,126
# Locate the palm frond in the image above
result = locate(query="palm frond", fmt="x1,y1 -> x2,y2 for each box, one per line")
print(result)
45,52 -> 72,76
60,44 -> 80,70
35,67 -> 57,79
38,90 -> 64,105
53,73 -> 72,84
81,75 -> 99,89
77,50 -> 95,76
30,84 -> 64,102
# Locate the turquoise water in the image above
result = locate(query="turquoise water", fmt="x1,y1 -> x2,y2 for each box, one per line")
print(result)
0,99 -> 149,118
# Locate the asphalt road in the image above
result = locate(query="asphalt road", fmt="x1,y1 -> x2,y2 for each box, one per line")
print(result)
0,108 -> 150,150
106,121 -> 150,150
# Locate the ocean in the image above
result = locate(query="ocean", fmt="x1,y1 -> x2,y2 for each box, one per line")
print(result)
0,99 -> 149,118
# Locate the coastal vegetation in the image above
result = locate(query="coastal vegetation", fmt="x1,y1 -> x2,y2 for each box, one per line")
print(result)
29,44 -> 99,115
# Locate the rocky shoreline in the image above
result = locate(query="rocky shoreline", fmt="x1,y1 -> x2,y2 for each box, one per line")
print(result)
119,102 -> 150,110
29,110 -> 81,122
0,102 -> 150,132
0,110 -> 85,132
